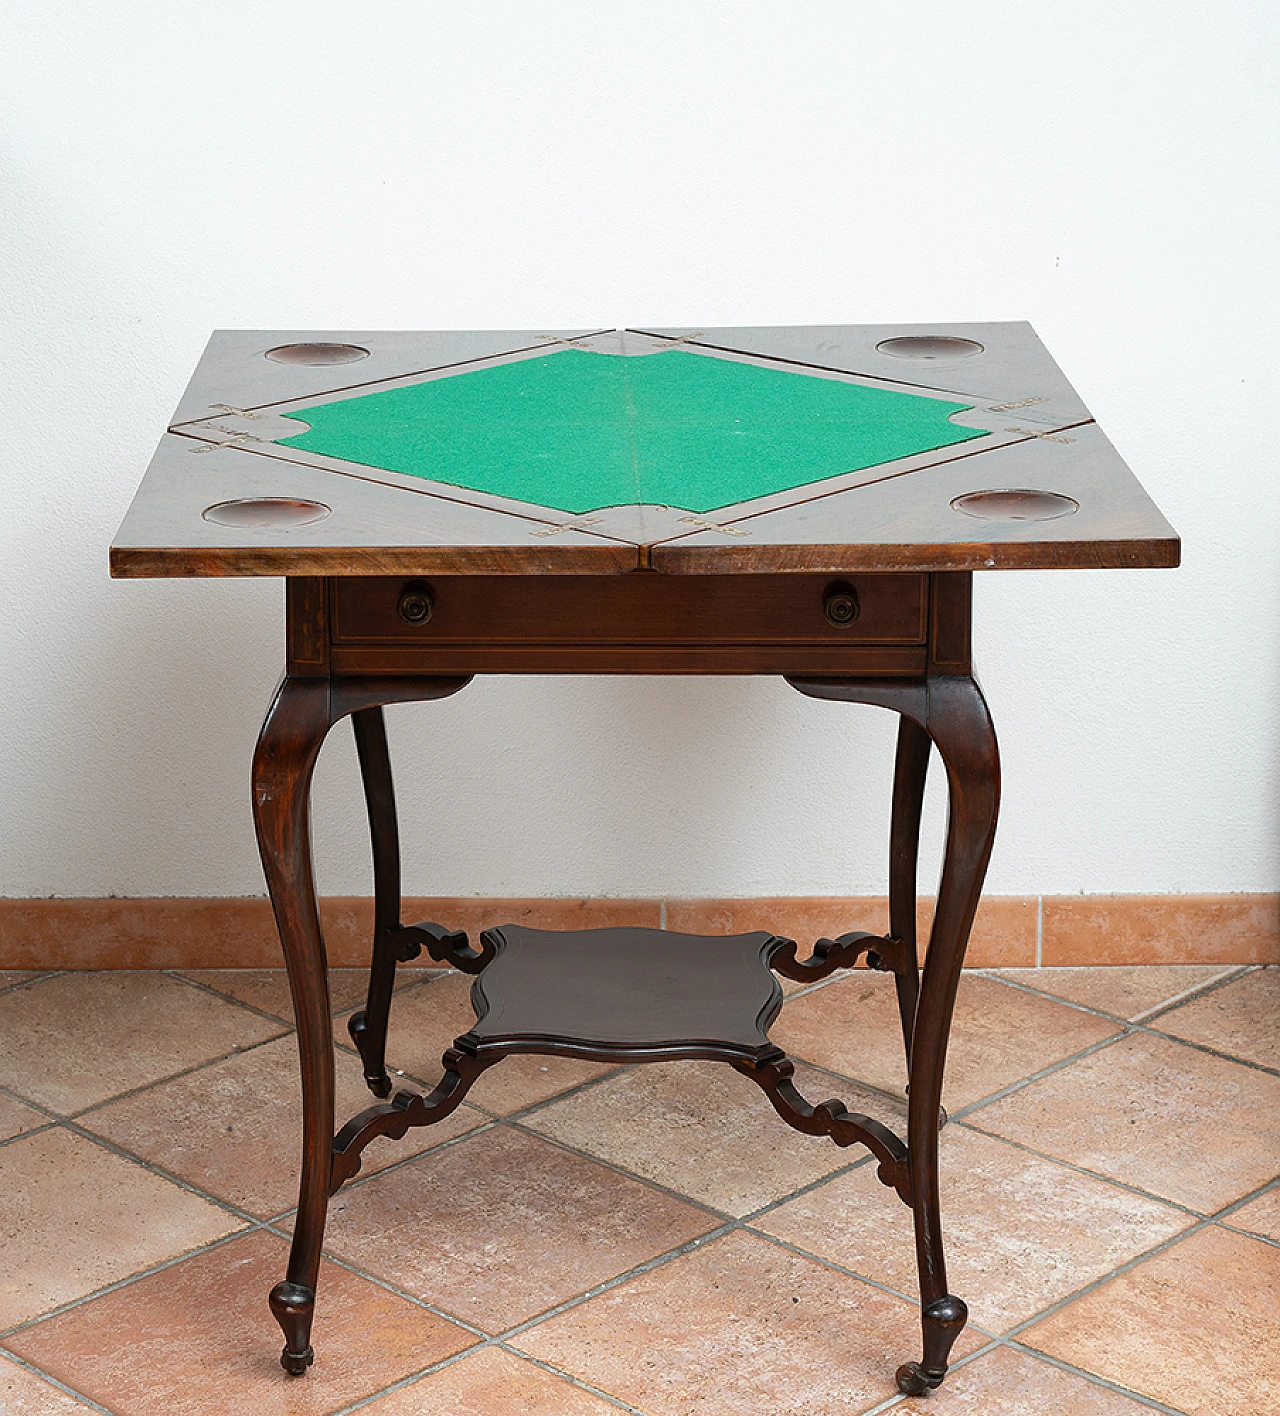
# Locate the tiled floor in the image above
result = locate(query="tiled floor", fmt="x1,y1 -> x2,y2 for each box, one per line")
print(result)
0,962 -> 1275,1415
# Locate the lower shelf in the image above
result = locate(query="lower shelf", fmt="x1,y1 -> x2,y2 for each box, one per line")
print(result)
332,921 -> 924,1205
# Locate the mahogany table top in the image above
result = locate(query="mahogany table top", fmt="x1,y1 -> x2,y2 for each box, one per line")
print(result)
110,324 -> 1179,578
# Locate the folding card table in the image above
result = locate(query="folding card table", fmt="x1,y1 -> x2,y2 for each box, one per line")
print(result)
111,325 -> 1179,1395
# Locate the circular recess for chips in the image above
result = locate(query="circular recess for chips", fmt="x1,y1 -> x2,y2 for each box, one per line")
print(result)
202,498 -> 332,528
950,489 -> 1079,521
876,335 -> 984,360
264,343 -> 370,365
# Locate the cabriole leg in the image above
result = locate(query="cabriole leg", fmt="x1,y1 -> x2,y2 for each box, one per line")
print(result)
896,676 -> 999,1395
348,707 -> 405,1098
888,716 -> 931,1067
252,675 -> 336,1376
787,672 -> 1000,1395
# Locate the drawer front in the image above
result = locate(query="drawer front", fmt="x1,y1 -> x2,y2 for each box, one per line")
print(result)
329,573 -> 927,675
333,573 -> 927,646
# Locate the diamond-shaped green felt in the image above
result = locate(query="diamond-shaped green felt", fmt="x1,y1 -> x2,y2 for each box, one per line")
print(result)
275,348 -> 986,515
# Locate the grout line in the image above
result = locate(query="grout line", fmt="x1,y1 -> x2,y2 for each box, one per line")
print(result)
1129,964 -> 1248,1022
273,1240 -> 493,1339
659,898 -> 666,930
64,1029 -> 293,1123
856,1397 -> 908,1416
0,1348 -> 122,1416
1132,1019 -> 1280,1078
951,1119 -> 1209,1218
324,1344 -> 495,1416
998,1219 -> 1215,1345
740,1228 -> 942,1319
740,1152 -> 878,1223
495,1059 -> 903,1232
163,968 -> 297,1027
0,1083 -> 67,1123
328,1336 -> 656,1416
0,970 -> 60,997
263,1114 -> 504,1216
495,1224 -> 737,1343
1036,894 -> 1043,967
1003,1342 -> 1194,1414
949,1029 -> 1130,1119
972,971 -> 1136,1020
974,963 -> 1248,1028
1209,1217 -> 1280,1250
1206,1175 -> 1280,1249
1211,1174 -> 1280,1219
0,1226 -> 262,1342
493,1346 -> 654,1414
972,969 -> 1280,1082
57,1121 -> 266,1225
464,1063 -> 633,1123
502,1118 -> 737,1225
0,1119 -> 60,1152
772,1046 -> 914,1114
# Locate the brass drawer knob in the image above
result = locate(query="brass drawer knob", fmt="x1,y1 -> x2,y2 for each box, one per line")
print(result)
397,587 -> 434,625
823,583 -> 860,627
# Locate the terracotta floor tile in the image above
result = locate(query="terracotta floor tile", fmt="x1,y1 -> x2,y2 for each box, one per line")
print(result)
0,1356 -> 102,1415
0,972 -> 285,1113
757,1124 -> 1191,1331
84,1033 -> 484,1217
1221,1184 -> 1280,1243
517,1228 -> 981,1416
989,964 -> 1236,1021
0,1128 -> 241,1328
319,1125 -> 716,1330
525,1059 -> 906,1217
337,971 -> 613,1114
922,1344 -> 1159,1413
182,967 -> 439,1022
1023,1224 -> 1280,1416
360,1345 -> 623,1415
1153,966 -> 1280,1070
0,1093 -> 50,1144
6,1229 -> 474,1416
973,1031 -> 1280,1213
772,970 -> 1118,1109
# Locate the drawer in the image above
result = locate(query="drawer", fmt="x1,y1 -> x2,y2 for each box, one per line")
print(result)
332,573 -> 927,647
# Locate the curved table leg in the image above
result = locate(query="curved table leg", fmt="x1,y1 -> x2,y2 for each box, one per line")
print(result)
252,676 -> 335,1377
788,674 -> 999,1395
254,673 -> 471,1376
889,717 -> 931,1069
349,707 -> 405,1098
897,677 -> 998,1394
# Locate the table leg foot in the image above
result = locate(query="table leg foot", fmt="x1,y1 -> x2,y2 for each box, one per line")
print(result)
895,1294 -> 968,1395
270,1281 -> 317,1376
347,1010 -> 393,1097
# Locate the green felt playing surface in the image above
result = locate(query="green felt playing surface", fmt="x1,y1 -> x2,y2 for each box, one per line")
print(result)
275,348 -> 987,515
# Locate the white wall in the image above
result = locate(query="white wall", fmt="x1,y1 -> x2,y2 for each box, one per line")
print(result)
1,1 -> 1276,902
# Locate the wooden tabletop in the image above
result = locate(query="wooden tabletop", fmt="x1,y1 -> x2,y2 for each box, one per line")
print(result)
110,325 -> 1179,577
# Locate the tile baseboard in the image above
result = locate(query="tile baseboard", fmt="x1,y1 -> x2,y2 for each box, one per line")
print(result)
0,894 -> 1274,971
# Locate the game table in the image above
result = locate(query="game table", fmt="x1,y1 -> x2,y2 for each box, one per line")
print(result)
111,325 -> 1178,1395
